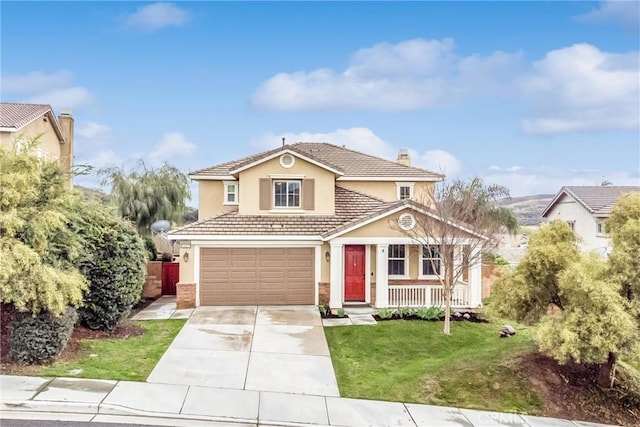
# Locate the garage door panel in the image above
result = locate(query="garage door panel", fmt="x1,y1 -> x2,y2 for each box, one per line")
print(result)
199,247 -> 314,306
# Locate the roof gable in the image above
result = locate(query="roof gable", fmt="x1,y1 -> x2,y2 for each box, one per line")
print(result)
542,186 -> 640,218
189,142 -> 443,181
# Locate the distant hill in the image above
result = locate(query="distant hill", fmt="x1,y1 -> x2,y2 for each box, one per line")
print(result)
499,194 -> 554,226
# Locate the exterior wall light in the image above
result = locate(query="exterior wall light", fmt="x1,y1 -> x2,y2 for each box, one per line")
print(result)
183,252 -> 190,263
325,251 -> 330,262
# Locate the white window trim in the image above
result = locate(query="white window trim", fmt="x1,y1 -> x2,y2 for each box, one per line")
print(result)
566,220 -> 576,231
395,182 -> 415,200
388,244 -> 409,279
273,179 -> 301,208
419,245 -> 443,279
223,181 -> 239,205
596,221 -> 607,236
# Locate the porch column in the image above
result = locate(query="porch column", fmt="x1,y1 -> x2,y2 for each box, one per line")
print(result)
329,243 -> 343,309
469,246 -> 482,307
375,244 -> 389,308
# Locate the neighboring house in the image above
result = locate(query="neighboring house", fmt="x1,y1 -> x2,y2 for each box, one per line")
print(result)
170,143 -> 485,310
0,102 -> 74,188
541,186 -> 640,253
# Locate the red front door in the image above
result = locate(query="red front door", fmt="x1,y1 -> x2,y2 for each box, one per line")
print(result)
344,245 -> 365,301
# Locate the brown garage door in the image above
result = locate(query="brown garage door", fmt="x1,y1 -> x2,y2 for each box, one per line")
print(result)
199,247 -> 315,305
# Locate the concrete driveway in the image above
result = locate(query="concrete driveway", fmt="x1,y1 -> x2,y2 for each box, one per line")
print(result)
146,305 -> 340,397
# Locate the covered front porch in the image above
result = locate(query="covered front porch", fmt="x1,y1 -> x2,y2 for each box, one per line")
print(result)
326,238 -> 482,310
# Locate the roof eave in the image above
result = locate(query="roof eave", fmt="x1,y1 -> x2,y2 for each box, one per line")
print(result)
229,148 -> 344,176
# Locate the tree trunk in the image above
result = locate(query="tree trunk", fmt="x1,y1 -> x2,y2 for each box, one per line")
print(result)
597,352 -> 617,389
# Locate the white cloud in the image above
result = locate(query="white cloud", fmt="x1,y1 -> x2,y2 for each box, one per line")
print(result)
4,70 -> 94,110
125,2 -> 190,32
26,87 -> 94,110
575,1 -> 640,32
76,122 -> 111,141
149,132 -> 197,165
519,44 -> 639,134
1,71 -> 73,94
483,165 -> 640,196
410,149 -> 461,176
252,38 -> 522,111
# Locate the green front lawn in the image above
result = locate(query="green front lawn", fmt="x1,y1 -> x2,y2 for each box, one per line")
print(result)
324,320 -> 540,414
20,319 -> 185,381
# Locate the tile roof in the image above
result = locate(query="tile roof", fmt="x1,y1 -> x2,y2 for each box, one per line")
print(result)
190,142 -> 443,180
542,186 -> 640,217
0,102 -> 53,130
169,186 -> 389,236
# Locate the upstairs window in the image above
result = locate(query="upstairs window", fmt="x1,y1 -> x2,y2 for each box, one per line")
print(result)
223,182 -> 238,205
274,180 -> 300,208
421,245 -> 442,277
567,220 -> 575,231
396,182 -> 415,200
597,221 -> 606,235
388,244 -> 407,277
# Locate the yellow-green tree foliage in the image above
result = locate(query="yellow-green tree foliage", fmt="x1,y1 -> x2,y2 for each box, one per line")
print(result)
536,254 -> 638,365
607,193 -> 640,313
0,141 -> 87,315
490,220 -> 580,324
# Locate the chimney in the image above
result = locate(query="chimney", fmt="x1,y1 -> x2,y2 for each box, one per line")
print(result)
57,109 -> 74,188
397,148 -> 410,166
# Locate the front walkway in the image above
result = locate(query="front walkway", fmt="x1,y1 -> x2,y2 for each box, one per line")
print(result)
146,305 -> 340,397
0,375 -> 616,426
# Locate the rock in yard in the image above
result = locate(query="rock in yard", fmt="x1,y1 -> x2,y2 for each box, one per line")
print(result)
463,313 -> 471,319
499,325 -> 516,338
453,311 -> 462,317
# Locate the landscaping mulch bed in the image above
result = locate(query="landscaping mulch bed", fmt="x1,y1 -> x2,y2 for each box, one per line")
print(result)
517,352 -> 640,427
373,311 -> 488,323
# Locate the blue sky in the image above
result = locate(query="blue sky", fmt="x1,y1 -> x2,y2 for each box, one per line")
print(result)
2,1 -> 639,202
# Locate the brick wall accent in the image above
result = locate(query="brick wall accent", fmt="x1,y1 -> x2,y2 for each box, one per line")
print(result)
143,261 -> 163,298
370,282 -> 376,306
318,282 -> 330,305
176,282 -> 196,309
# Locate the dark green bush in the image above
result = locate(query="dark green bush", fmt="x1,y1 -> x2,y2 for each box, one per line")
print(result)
10,307 -> 77,364
73,200 -> 147,331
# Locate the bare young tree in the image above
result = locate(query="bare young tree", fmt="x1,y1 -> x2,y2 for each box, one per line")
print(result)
401,177 -> 515,335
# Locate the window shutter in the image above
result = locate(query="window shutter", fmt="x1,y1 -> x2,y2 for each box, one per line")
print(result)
302,179 -> 315,210
259,178 -> 271,210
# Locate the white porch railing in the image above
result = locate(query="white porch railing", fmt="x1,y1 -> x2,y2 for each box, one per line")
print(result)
388,284 -> 470,308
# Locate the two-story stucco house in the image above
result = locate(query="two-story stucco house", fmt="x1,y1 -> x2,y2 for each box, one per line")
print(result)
541,186 -> 640,254
170,143 -> 485,310
0,102 -> 75,188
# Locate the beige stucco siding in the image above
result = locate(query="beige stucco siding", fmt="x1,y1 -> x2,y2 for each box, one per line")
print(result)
178,242 -> 195,283
238,156 -> 336,215
197,180 -> 236,220
0,119 -> 63,161
544,195 -> 610,252
337,181 -> 434,204
321,241 -> 330,283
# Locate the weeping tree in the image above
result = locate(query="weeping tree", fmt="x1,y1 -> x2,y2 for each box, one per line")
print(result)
402,177 -> 517,335
99,161 -> 191,236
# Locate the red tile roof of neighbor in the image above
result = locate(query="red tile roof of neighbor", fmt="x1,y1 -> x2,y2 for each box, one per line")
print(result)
0,102 -> 66,142
190,142 -> 443,180
542,186 -> 640,217
1,102 -> 52,129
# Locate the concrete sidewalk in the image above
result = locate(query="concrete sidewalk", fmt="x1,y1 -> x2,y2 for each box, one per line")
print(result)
0,375 -> 618,427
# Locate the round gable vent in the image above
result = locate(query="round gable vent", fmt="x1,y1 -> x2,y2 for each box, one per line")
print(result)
398,213 -> 416,231
280,154 -> 295,168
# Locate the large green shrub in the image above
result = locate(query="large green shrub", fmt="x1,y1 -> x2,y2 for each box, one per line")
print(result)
73,199 -> 147,331
10,307 -> 77,364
